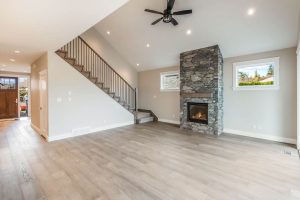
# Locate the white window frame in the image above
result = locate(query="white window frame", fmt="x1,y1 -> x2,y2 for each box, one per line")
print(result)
233,57 -> 280,91
160,71 -> 180,92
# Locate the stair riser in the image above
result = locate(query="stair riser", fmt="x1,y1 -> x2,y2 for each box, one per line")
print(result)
74,66 -> 83,72
138,117 -> 154,124
90,78 -> 98,83
82,72 -> 90,78
137,113 -> 151,118
66,59 -> 76,65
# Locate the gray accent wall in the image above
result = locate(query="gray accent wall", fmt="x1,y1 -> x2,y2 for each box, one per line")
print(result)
224,47 -> 297,141
138,66 -> 180,124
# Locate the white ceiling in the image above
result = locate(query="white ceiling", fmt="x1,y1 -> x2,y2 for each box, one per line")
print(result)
0,0 -> 128,73
94,0 -> 300,71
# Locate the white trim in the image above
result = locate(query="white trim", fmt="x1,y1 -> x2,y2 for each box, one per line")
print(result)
297,48 -> 300,149
158,118 -> 180,125
31,123 -> 41,135
47,121 -> 134,142
39,70 -> 48,138
223,128 -> 296,144
233,57 -> 280,91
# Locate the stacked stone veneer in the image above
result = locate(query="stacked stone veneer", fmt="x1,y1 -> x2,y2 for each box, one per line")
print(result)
180,45 -> 223,135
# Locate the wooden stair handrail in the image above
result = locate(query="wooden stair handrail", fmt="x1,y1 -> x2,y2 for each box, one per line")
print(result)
78,36 -> 135,91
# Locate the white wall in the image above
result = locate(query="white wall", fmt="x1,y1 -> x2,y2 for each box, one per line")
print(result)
81,28 -> 138,88
47,52 -> 134,141
224,47 -> 297,144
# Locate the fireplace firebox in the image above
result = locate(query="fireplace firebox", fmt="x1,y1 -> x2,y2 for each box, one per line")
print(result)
187,102 -> 208,124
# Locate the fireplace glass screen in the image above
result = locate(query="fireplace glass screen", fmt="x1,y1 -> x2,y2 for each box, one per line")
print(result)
187,102 -> 208,124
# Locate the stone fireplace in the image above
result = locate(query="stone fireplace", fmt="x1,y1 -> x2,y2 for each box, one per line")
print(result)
180,45 -> 223,135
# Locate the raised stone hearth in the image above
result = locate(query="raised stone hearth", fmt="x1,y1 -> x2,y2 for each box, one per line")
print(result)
180,45 -> 223,135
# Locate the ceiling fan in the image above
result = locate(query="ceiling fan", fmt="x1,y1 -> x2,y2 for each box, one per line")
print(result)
145,0 -> 192,26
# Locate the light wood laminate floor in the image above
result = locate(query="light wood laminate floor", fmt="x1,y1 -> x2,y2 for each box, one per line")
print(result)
0,119 -> 300,200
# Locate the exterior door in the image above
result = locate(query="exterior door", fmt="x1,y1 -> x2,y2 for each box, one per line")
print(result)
0,77 -> 18,119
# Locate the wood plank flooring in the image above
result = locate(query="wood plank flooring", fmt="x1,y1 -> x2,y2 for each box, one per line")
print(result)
0,119 -> 300,200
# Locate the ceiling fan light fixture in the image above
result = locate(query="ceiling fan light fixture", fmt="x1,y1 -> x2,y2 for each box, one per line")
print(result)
145,0 -> 192,26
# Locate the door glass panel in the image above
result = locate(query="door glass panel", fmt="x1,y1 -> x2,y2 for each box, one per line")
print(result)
0,78 -> 16,90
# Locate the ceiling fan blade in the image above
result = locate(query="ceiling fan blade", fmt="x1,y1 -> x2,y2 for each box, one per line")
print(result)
145,9 -> 163,15
171,18 -> 178,26
167,0 -> 176,11
151,17 -> 163,25
173,10 -> 192,15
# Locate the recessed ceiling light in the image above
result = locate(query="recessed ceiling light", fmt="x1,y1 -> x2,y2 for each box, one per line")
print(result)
14,50 -> 21,54
136,63 -> 140,66
146,44 -> 150,48
186,29 -> 192,35
247,8 -> 255,16
106,31 -> 111,35
10,58 -> 15,62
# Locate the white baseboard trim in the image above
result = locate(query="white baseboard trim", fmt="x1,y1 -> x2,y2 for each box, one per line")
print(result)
158,118 -> 180,125
31,123 -> 41,135
223,128 -> 297,144
47,121 -> 134,142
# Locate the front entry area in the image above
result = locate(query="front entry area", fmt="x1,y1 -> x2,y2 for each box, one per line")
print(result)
0,77 -> 18,119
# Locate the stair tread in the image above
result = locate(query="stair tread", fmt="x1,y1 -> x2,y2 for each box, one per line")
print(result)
74,64 -> 84,67
136,112 -> 151,119
65,57 -> 75,60
56,50 -> 67,53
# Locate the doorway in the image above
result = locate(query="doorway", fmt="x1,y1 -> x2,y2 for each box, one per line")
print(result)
39,70 -> 48,138
0,77 -> 18,119
19,77 -> 30,118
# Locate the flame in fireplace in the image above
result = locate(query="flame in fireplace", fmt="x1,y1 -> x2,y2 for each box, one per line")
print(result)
192,112 -> 207,120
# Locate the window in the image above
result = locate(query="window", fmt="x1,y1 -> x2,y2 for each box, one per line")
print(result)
160,71 -> 180,91
0,77 -> 17,90
233,57 -> 280,91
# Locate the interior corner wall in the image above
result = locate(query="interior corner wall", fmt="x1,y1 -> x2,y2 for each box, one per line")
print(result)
224,47 -> 297,143
30,53 -> 48,130
138,66 -> 180,124
47,51 -> 134,141
80,28 -> 138,88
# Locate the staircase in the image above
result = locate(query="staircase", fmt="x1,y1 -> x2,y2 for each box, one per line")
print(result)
56,36 -> 136,114
135,109 -> 158,124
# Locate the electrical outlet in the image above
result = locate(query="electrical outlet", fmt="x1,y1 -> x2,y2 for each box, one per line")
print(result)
282,150 -> 292,156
